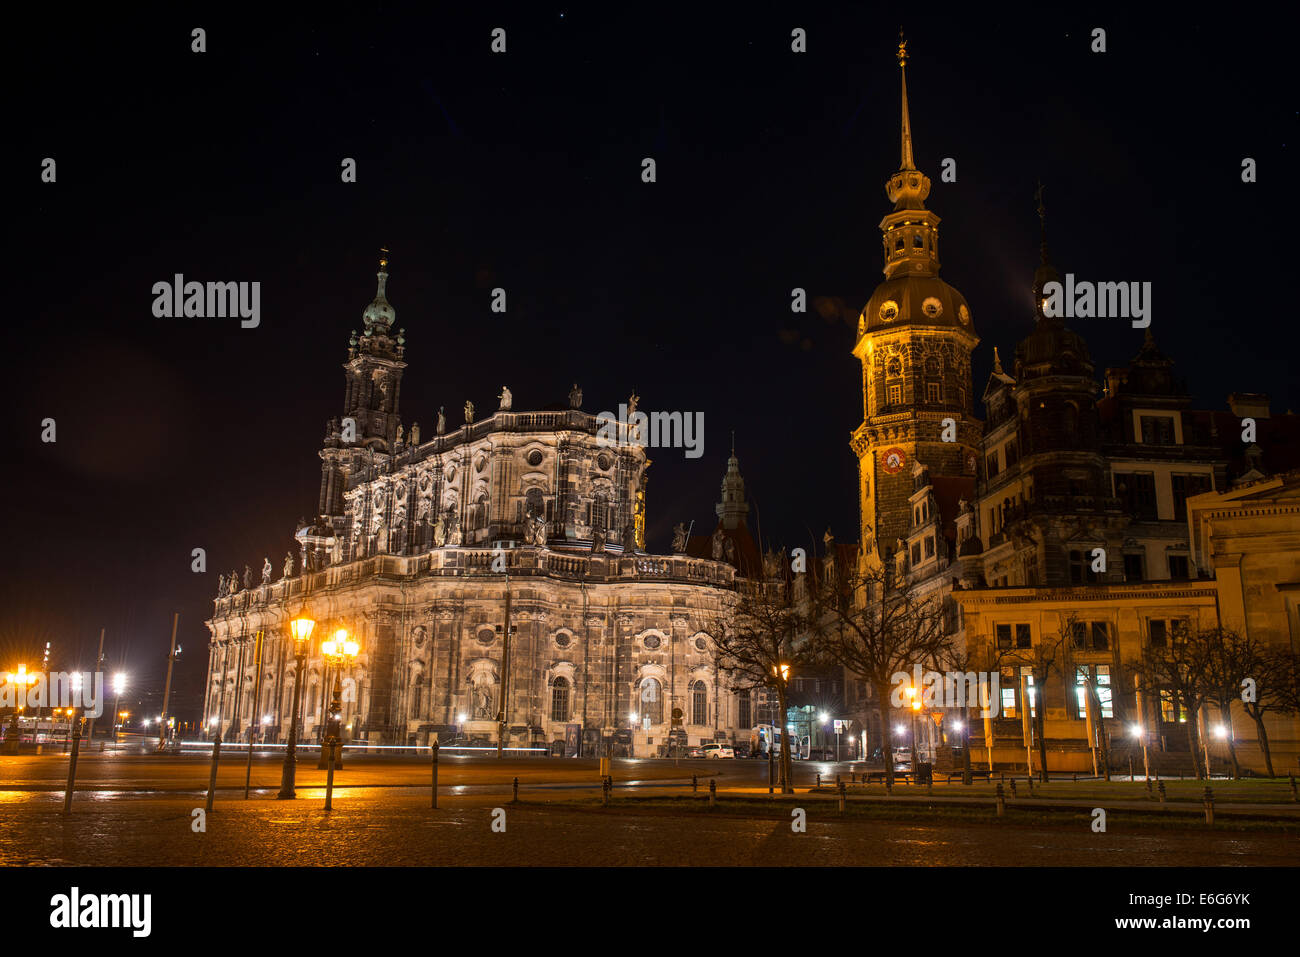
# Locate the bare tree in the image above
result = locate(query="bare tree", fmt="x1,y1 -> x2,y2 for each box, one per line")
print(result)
981,616 -> 1070,783
1204,628 -> 1263,779
1139,626 -> 1217,780
807,558 -> 956,787
706,561 -> 812,794
1237,648 -> 1298,778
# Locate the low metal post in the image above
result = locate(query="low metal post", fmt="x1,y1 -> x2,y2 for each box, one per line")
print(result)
838,780 -> 846,814
1290,775 -> 1297,803
512,776 -> 519,804
1010,779 -> 1018,797
708,778 -> 716,808
816,772 -> 821,789
692,774 -> 698,793
1157,780 -> 1167,803
205,733 -> 222,814
431,741 -> 439,809
1203,786 -> 1214,826
1026,776 -> 1033,795
62,726 -> 81,816
324,740 -> 336,812
995,781 -> 1005,816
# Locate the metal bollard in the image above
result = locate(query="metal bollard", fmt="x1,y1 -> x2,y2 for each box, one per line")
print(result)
838,780 -> 846,813
995,782 -> 1005,817
1157,781 -> 1167,803
816,772 -> 821,789
835,773 -> 841,790
1145,779 -> 1153,798
1010,779 -> 1018,797
513,776 -> 519,804
709,778 -> 716,808
852,772 -> 857,784
1290,775 -> 1298,803
62,728 -> 82,816
1026,776 -> 1033,795
601,776 -> 610,806
693,774 -> 698,793
324,741 -> 337,812
205,733 -> 222,814
1203,786 -> 1214,826
431,741 -> 439,809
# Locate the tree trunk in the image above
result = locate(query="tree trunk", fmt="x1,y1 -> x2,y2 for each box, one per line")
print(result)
1251,711 -> 1275,777
776,684 -> 793,794
873,681 -> 895,787
1185,706 -> 1204,780
1035,669 -> 1049,783
1219,700 -> 1241,779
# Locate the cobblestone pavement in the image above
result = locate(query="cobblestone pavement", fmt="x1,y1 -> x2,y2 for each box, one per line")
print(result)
2,788 -> 1297,866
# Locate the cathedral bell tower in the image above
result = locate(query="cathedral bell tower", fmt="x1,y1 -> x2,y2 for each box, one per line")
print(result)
850,36 -> 981,569
317,251 -> 408,518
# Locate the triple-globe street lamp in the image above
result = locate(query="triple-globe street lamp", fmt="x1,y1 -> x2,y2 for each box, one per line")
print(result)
317,629 -> 359,770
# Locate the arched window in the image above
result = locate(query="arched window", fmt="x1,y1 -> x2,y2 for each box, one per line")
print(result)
1064,402 -> 1079,435
640,678 -> 663,724
690,679 -> 708,725
550,676 -> 570,722
525,487 -> 544,518
737,689 -> 751,729
411,674 -> 424,718
592,492 -> 610,531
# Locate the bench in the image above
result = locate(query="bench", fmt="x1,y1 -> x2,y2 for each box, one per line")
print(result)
864,770 -> 912,784
946,770 -> 992,782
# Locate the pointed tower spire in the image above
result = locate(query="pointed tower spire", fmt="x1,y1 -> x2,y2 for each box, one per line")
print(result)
1032,185 -> 1062,322
1035,181 -> 1049,265
993,346 -> 1004,375
898,29 -> 915,171
716,447 -> 750,531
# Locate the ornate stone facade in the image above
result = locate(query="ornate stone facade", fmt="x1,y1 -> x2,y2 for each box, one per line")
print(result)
204,260 -> 753,756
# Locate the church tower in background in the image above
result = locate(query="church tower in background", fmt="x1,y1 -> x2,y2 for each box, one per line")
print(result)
851,36 -> 982,570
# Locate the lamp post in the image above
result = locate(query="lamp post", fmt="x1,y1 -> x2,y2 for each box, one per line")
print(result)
318,629 -> 359,770
111,673 -> 126,750
277,616 -> 315,800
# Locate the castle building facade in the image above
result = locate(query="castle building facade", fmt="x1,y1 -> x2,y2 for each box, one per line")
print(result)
203,258 -> 756,757
847,40 -> 1300,772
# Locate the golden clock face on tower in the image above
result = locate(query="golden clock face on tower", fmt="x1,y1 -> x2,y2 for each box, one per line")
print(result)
958,304 -> 971,325
922,296 -> 943,319
881,447 -> 906,474
879,300 -> 899,322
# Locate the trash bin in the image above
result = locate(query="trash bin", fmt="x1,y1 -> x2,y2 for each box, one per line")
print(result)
916,762 -> 933,785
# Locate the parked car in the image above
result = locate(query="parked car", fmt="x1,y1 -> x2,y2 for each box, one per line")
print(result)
702,743 -> 735,759
686,745 -> 706,758
808,747 -> 837,761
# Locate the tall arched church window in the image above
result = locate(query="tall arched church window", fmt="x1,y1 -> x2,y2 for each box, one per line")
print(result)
690,680 -> 708,725
550,676 -> 570,722
641,678 -> 663,724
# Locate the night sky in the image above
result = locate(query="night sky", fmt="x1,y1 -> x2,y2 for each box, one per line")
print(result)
4,5 -> 1294,721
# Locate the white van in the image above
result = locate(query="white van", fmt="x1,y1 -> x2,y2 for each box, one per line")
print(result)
702,743 -> 735,759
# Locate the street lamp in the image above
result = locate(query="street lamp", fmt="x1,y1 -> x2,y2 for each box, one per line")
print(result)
278,615 -> 315,799
317,629 -> 359,770
4,665 -> 39,751
111,673 -> 126,749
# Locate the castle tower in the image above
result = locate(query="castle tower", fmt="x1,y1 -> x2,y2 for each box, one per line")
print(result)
715,439 -> 750,531
851,36 -> 981,568
318,251 -> 408,517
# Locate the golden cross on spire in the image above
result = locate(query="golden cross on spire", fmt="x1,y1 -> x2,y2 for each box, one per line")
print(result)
897,27 -> 907,67
379,247 -> 390,271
